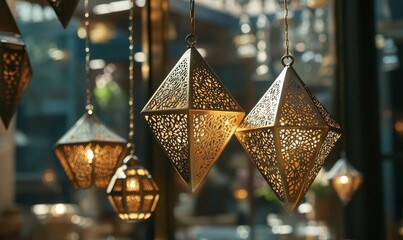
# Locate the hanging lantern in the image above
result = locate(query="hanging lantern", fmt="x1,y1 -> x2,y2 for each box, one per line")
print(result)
141,0 -> 244,192
235,0 -> 341,213
0,1 -> 32,129
54,0 -> 126,189
47,0 -> 80,28
54,113 -> 126,188
107,155 -> 159,222
328,157 -> 363,205
107,0 -> 159,222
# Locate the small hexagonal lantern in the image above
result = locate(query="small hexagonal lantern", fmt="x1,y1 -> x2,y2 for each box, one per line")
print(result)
54,112 -> 126,188
142,46 -> 245,192
47,0 -> 80,28
107,155 -> 159,222
328,157 -> 363,205
235,66 -> 341,212
0,1 -> 32,129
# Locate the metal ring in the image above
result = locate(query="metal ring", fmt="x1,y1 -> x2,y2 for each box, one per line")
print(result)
281,55 -> 295,67
185,34 -> 197,47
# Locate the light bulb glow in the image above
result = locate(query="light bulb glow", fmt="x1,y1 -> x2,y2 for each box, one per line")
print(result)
339,175 -> 349,184
86,149 -> 94,164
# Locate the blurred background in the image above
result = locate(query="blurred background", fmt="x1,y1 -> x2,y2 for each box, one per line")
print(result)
0,0 -> 402,239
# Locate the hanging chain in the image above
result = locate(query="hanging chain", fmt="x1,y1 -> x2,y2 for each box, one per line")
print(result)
84,0 -> 94,114
128,0 -> 135,156
185,0 -> 197,47
281,0 -> 294,67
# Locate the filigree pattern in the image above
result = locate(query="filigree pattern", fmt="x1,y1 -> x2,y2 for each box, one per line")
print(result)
236,128 -> 285,201
94,144 -> 125,187
303,130 -> 341,194
279,128 -> 323,201
145,57 -> 189,110
55,143 -> 124,188
235,66 -> 341,212
190,112 -> 243,190
191,49 -> 241,111
142,47 -> 245,192
239,78 -> 282,129
304,84 -> 341,129
143,113 -> 190,182
279,75 -> 321,126
330,175 -> 362,204
107,158 -> 159,222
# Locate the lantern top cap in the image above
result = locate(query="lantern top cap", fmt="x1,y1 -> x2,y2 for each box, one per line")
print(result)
55,112 -> 126,145
328,157 -> 363,179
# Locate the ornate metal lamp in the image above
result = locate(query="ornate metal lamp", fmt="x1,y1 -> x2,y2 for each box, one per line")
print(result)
54,0 -> 126,189
107,1 -> 159,222
47,0 -> 80,28
0,1 -> 32,128
235,0 -> 341,213
141,0 -> 245,192
328,156 -> 363,205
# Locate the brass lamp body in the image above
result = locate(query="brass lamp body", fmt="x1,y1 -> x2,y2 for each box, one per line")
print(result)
0,2 -> 32,128
142,46 -> 245,192
107,155 -> 159,222
54,112 -> 126,188
236,66 -> 341,212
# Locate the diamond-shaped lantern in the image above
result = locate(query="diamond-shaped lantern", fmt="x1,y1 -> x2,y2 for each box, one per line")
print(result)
54,112 -> 126,188
328,157 -> 363,205
142,46 -> 245,192
0,1 -> 32,129
235,65 -> 341,212
47,0 -> 80,28
107,155 -> 159,222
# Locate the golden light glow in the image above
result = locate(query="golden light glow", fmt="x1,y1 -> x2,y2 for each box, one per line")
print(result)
234,188 -> 248,200
339,175 -> 349,184
107,156 -> 159,222
85,149 -> 94,164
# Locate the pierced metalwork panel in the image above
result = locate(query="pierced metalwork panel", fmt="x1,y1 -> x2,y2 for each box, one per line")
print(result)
278,128 -> 324,203
145,56 -> 189,110
0,44 -> 31,128
303,130 -> 341,195
303,82 -> 341,129
235,128 -> 285,202
143,113 -> 190,183
278,71 -> 322,127
190,111 -> 244,191
190,48 -> 242,112
93,144 -> 125,187
238,73 -> 284,129
107,157 -> 159,222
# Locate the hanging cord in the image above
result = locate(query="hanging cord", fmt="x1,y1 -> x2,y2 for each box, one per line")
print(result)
185,0 -> 197,47
84,0 -> 94,114
281,0 -> 294,67
127,0 -> 136,156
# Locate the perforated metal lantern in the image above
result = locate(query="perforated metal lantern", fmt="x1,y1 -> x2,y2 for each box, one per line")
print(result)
142,46 -> 245,192
328,157 -> 363,205
107,155 -> 159,222
235,66 -> 341,212
54,112 -> 126,188
47,0 -> 80,28
0,2 -> 32,129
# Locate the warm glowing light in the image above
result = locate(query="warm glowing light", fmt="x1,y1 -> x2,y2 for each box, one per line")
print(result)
42,169 -> 55,184
32,204 -> 49,215
93,0 -> 131,15
90,59 -> 106,69
54,204 -> 67,215
297,203 -> 313,214
339,175 -> 349,184
129,179 -> 136,190
86,149 -> 94,164
234,188 -> 248,200
395,120 -> 403,134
